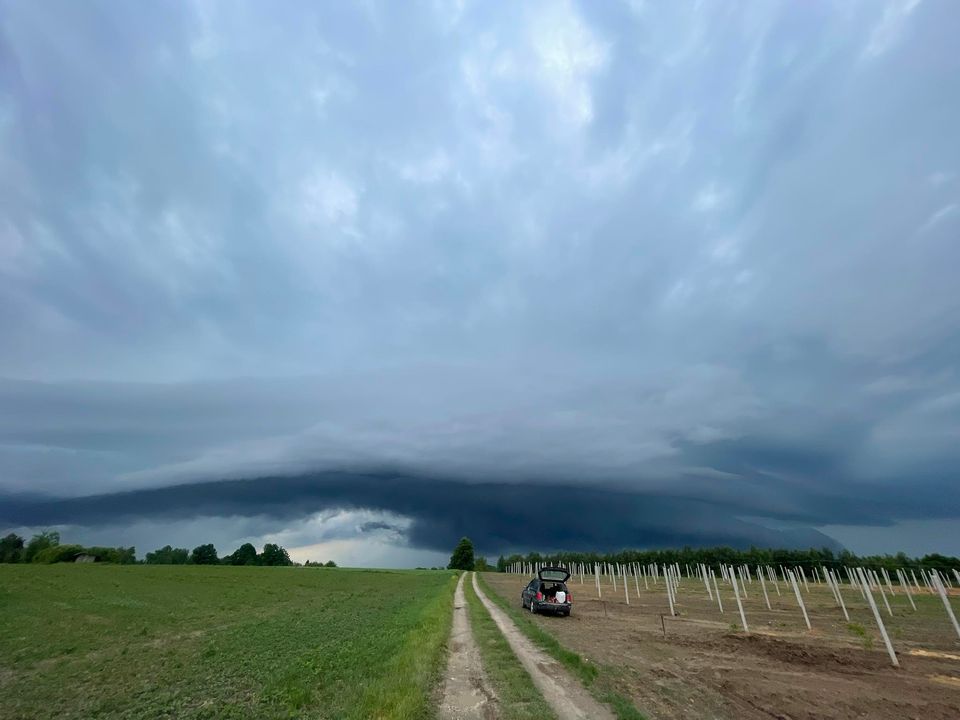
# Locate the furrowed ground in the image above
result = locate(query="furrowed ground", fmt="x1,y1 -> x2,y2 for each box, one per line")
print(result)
0,565 -> 457,720
482,572 -> 960,720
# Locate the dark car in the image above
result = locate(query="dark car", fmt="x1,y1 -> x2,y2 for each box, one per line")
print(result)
520,566 -> 572,616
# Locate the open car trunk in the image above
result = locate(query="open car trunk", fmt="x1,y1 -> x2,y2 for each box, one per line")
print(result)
536,567 -> 572,609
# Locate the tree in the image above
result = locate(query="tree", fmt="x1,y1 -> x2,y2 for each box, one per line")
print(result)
189,544 -> 219,565
474,556 -> 491,572
227,543 -> 258,566
146,545 -> 190,564
258,543 -> 292,566
324,560 -> 337,568
25,530 -> 60,563
448,537 -> 475,571
0,533 -> 24,563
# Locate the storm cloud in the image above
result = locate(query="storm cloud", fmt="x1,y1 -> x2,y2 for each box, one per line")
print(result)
2,1 -> 960,563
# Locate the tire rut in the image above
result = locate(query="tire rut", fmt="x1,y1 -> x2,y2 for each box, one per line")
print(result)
471,573 -> 616,720
439,573 -> 500,720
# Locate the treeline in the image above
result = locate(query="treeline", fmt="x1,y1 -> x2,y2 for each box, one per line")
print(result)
0,531 -> 307,567
0,531 -> 135,564
146,542 -> 295,566
496,546 -> 960,574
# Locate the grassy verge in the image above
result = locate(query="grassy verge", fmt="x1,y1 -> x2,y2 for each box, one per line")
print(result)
477,573 -> 646,720
0,565 -> 457,720
463,573 -> 557,720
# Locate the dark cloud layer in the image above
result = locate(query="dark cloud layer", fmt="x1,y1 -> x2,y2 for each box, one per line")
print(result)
0,470 -> 844,554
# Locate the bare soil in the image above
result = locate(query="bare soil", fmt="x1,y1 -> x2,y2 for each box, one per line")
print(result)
483,572 -> 960,720
439,573 -> 499,720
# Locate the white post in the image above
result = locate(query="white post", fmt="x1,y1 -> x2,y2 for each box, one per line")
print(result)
758,566 -> 771,610
769,566 -> 781,596
932,572 -> 960,640
703,565 -> 713,601
856,568 -> 899,668
666,566 -> 675,616
633,563 -> 640,596
897,569 -> 916,611
737,567 -> 749,598
830,569 -> 850,622
788,569 -> 811,630
882,568 -> 895,596
595,564 -> 601,599
731,568 -> 748,632
712,569 -> 723,614
873,570 -> 893,617
623,564 -> 629,605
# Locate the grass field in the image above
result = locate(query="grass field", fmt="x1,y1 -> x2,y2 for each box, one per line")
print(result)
0,565 -> 457,720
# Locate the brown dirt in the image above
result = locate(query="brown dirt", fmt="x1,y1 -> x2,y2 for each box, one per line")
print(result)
482,572 -> 960,720
439,573 -> 499,720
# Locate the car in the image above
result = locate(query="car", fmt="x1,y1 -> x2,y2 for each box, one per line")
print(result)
520,566 -> 572,616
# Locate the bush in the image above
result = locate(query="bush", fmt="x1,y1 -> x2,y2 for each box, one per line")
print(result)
32,544 -> 86,564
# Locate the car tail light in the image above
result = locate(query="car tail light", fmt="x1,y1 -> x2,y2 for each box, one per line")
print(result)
567,592 -> 572,603
536,591 -> 543,601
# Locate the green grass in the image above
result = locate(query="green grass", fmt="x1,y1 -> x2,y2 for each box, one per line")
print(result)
462,574 -> 557,720
477,573 -> 646,720
0,564 -> 457,719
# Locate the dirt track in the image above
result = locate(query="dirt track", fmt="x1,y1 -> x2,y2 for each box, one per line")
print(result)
472,573 -> 615,720
439,573 -> 498,720
483,572 -> 960,720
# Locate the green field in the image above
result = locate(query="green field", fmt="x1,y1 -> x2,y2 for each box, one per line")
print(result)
0,565 -> 457,720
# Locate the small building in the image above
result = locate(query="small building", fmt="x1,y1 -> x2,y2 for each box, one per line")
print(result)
75,553 -> 99,563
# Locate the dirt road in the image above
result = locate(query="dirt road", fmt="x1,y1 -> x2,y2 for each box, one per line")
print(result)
439,573 -> 499,720
471,573 -> 615,720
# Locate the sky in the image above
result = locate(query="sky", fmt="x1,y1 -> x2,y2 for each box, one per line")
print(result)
1,0 -> 959,566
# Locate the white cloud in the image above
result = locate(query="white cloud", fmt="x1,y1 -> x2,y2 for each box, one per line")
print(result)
300,171 -> 360,226
530,0 -> 609,128
398,149 -> 452,184
927,170 -> 956,187
861,0 -> 922,61
693,183 -> 727,213
915,203 -> 958,237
